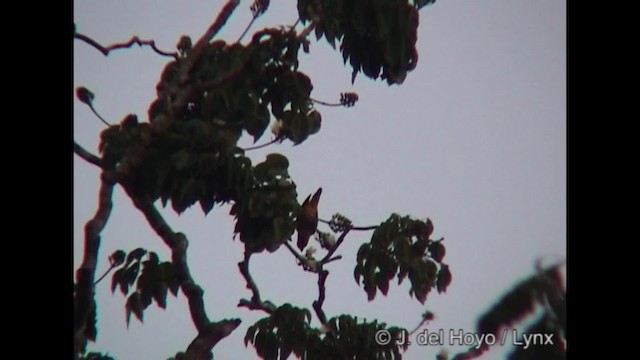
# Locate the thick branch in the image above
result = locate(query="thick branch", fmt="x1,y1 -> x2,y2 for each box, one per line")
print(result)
124,189 -> 210,332
74,173 -> 115,353
312,270 -> 329,325
74,141 -> 104,168
238,251 -> 276,314
184,319 -> 242,360
74,33 -> 177,59
193,0 -> 240,51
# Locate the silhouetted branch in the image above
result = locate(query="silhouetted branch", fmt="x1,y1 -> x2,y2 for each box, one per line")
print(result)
194,0 -> 240,51
238,17 -> 258,43
88,104 -> 111,126
408,311 -> 435,336
93,264 -> 115,286
309,97 -> 342,107
312,270 -> 329,325
74,141 -> 104,168
123,189 -> 210,332
74,33 -> 177,59
320,228 -> 351,264
297,19 -> 317,40
319,218 -> 377,231
184,319 -> 242,360
242,138 -> 281,151
238,251 -> 277,314
74,173 -> 115,353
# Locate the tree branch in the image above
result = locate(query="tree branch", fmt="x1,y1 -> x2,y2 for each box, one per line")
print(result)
309,97 -> 343,107
184,319 -> 242,360
319,218 -> 377,231
74,33 -> 177,59
74,141 -> 104,168
238,251 -> 277,314
297,19 -> 317,40
320,228 -> 351,265
74,173 -> 115,353
241,138 -> 281,152
312,270 -> 330,326
238,16 -> 258,43
123,189 -> 210,332
193,0 -> 240,51
93,264 -> 115,286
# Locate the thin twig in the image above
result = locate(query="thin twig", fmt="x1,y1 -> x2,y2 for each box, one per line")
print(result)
319,218 -> 378,231
283,241 -> 310,265
297,19 -> 317,40
238,16 -> 258,43
93,265 -> 115,286
242,138 -> 280,151
74,33 -> 177,59
74,141 -> 104,168
89,104 -> 111,127
408,312 -> 434,336
291,17 -> 301,29
74,173 -> 115,353
320,228 -> 351,264
310,97 -> 342,107
312,270 -> 329,325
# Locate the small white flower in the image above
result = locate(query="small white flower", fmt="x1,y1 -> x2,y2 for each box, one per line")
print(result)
271,119 -> 283,136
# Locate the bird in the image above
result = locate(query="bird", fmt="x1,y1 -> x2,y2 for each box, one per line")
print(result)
297,187 -> 322,251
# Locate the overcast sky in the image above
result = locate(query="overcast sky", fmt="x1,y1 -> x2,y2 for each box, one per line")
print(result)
74,1 -> 566,359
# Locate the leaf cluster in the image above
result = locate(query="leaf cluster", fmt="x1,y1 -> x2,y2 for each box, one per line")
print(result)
108,249 -> 180,326
297,0 -> 436,84
354,214 -> 451,303
245,304 -> 408,360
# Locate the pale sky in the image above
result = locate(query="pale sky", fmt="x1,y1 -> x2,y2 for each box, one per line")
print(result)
74,1 -> 566,359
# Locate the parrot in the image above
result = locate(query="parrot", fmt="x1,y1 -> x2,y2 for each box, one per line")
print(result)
297,187 -> 322,251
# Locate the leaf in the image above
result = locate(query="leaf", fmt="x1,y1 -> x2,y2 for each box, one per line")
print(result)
111,268 -> 123,294
265,153 -> 290,170
109,250 -> 126,267
125,248 -> 147,267
354,264 -> 363,285
126,262 -> 141,286
76,86 -> 95,105
245,324 -> 258,347
153,282 -> 169,309
307,110 -> 322,135
429,241 -> 446,263
125,292 -> 144,326
376,272 -> 390,296
147,251 -> 159,266
436,264 -> 452,294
